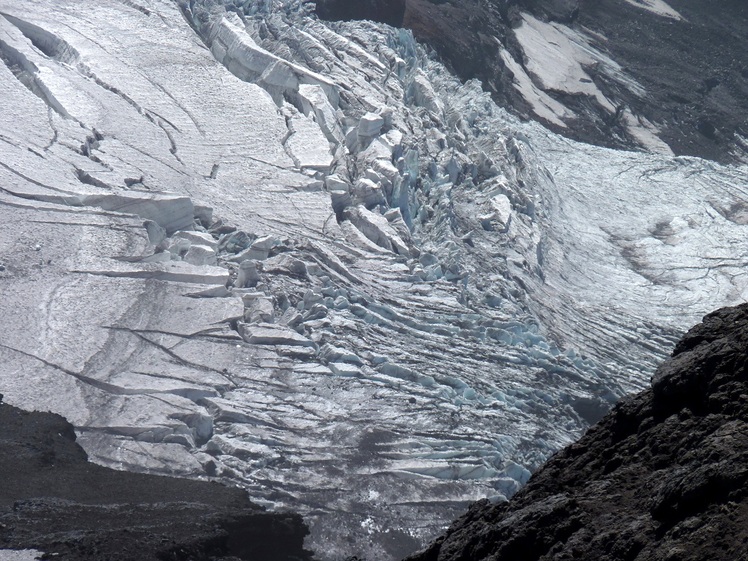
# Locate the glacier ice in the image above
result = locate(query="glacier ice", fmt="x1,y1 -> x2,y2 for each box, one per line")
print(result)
0,0 -> 747,560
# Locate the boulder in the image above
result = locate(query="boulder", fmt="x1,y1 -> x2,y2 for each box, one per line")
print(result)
167,237 -> 191,257
219,230 -> 253,254
183,244 -> 217,266
263,254 -> 308,278
344,205 -> 412,256
173,230 -> 219,251
352,177 -> 386,207
243,296 -> 275,323
143,220 -> 167,246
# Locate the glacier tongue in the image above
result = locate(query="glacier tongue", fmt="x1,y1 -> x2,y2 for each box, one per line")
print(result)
1,0 -> 748,560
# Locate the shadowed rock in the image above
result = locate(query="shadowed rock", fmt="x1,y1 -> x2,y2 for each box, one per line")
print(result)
0,403 -> 313,561
314,0 -> 406,27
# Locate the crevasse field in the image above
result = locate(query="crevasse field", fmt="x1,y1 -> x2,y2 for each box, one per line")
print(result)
1,1 -> 747,559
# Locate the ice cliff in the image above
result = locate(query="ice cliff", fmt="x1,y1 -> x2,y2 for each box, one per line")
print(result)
0,0 -> 747,559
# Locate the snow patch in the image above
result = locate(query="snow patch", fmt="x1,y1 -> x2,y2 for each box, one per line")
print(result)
499,45 -> 570,128
514,13 -> 615,112
0,551 -> 44,561
622,0 -> 683,20
513,13 -> 673,152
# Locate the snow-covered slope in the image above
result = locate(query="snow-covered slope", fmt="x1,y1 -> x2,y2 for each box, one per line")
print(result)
1,0 -> 747,559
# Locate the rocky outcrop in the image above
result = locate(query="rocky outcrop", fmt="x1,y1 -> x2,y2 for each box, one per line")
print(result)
550,0 -> 748,164
0,402 -> 312,561
314,0 -> 406,27
404,303 -> 748,561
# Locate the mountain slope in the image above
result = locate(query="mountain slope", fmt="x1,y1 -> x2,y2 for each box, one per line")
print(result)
316,0 -> 748,164
405,303 -> 748,561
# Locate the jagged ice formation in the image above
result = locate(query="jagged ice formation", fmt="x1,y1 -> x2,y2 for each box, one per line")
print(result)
0,0 -> 747,559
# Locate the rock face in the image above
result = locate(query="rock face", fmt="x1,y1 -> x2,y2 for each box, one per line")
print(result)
316,0 -> 748,164
315,0 -> 406,27
0,402 -> 311,561
405,303 -> 748,561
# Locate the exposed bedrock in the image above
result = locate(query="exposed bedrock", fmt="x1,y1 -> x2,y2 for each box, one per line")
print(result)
520,0 -> 579,22
314,0 -> 406,27
314,0 -> 515,106
405,303 -> 748,561
0,402 -> 311,561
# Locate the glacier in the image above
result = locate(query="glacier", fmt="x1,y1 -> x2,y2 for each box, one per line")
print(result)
0,0 -> 747,559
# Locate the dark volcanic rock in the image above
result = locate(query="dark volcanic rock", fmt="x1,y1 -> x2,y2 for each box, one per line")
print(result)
314,0 -> 406,27
0,403 -> 313,561
401,0 -> 518,105
404,304 -> 748,561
